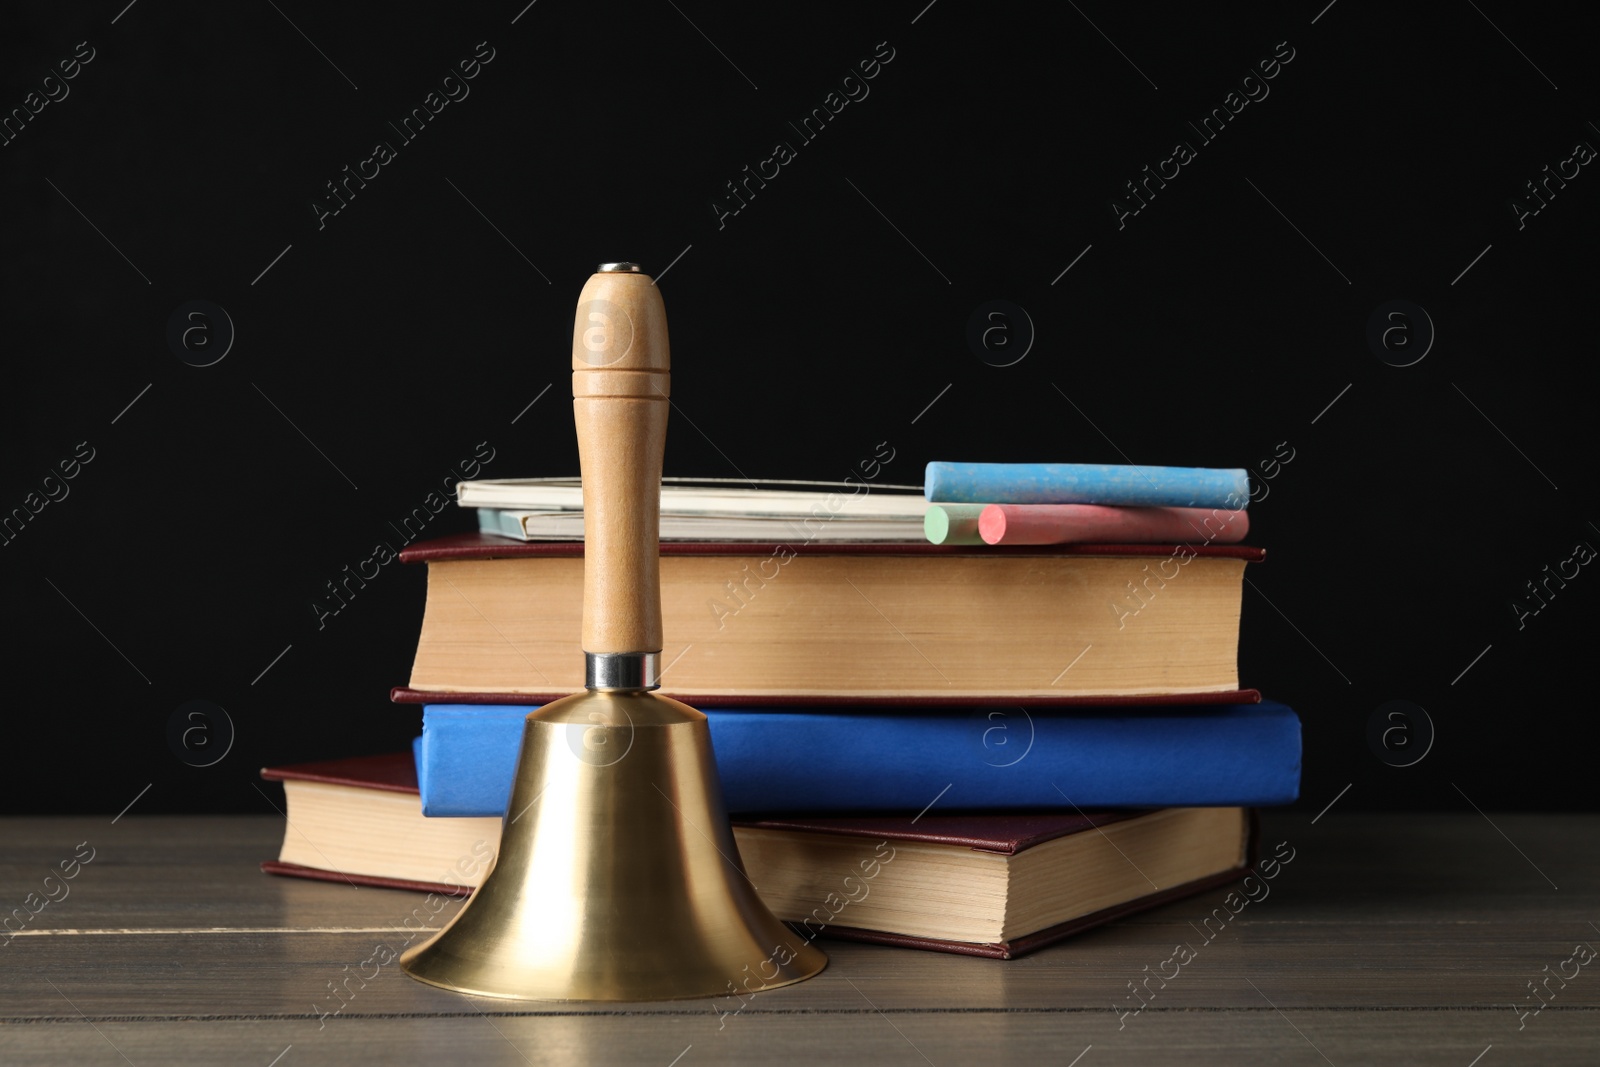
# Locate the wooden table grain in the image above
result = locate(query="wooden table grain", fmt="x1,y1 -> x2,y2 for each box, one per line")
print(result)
1,812 -> 1595,1065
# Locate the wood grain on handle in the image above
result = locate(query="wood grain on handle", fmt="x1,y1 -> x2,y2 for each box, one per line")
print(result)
571,269 -> 670,654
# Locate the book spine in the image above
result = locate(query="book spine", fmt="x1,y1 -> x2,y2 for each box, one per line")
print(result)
979,504 -> 1248,546
418,703 -> 1301,816
925,462 -> 1250,509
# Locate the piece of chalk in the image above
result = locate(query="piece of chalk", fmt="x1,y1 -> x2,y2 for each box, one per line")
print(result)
925,504 -> 988,545
979,504 -> 1249,546
926,462 -> 1250,509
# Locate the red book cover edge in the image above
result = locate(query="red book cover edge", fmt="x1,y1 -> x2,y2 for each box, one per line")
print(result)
388,686 -> 1263,709
399,531 -> 1266,565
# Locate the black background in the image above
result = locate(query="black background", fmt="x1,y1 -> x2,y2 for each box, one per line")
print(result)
3,2 -> 1594,815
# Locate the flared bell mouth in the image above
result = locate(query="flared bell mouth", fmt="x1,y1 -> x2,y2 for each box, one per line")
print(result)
399,694 -> 827,1001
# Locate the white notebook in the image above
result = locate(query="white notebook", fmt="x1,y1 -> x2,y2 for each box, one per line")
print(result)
457,477 -> 928,522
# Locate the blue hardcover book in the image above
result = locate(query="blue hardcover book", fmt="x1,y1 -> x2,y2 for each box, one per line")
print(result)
925,461 -> 1250,509
415,702 -> 1301,816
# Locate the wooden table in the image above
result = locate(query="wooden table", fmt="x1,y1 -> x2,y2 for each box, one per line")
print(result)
2,812 -> 1594,1064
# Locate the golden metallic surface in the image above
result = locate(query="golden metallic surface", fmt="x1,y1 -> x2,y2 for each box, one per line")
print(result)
399,690 -> 827,1000
402,266 -> 825,1001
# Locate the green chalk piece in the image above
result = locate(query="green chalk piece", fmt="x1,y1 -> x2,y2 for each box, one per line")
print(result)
925,503 -> 988,545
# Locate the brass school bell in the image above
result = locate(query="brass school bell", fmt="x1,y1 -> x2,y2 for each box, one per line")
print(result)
400,262 -> 827,1000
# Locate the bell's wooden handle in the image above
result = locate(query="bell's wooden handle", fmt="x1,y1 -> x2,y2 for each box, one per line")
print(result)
571,266 -> 669,654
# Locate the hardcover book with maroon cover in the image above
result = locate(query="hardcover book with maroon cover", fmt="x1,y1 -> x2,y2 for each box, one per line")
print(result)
393,533 -> 1265,708
260,753 -> 1257,959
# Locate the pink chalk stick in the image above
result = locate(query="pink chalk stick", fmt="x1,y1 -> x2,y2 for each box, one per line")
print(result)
978,504 -> 1249,546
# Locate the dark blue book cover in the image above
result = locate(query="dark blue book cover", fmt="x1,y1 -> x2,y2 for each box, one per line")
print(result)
415,701 -> 1301,816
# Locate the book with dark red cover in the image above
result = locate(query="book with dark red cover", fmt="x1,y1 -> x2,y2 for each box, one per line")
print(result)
260,752 -> 419,793
395,533 -> 1265,707
260,753 -> 463,894
261,752 -> 494,896
260,753 -> 1257,959
259,860 -> 470,898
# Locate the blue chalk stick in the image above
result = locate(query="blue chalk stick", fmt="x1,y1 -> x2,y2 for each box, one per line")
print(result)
925,462 -> 1250,509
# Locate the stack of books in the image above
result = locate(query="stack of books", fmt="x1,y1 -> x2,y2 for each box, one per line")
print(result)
262,463 -> 1300,959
